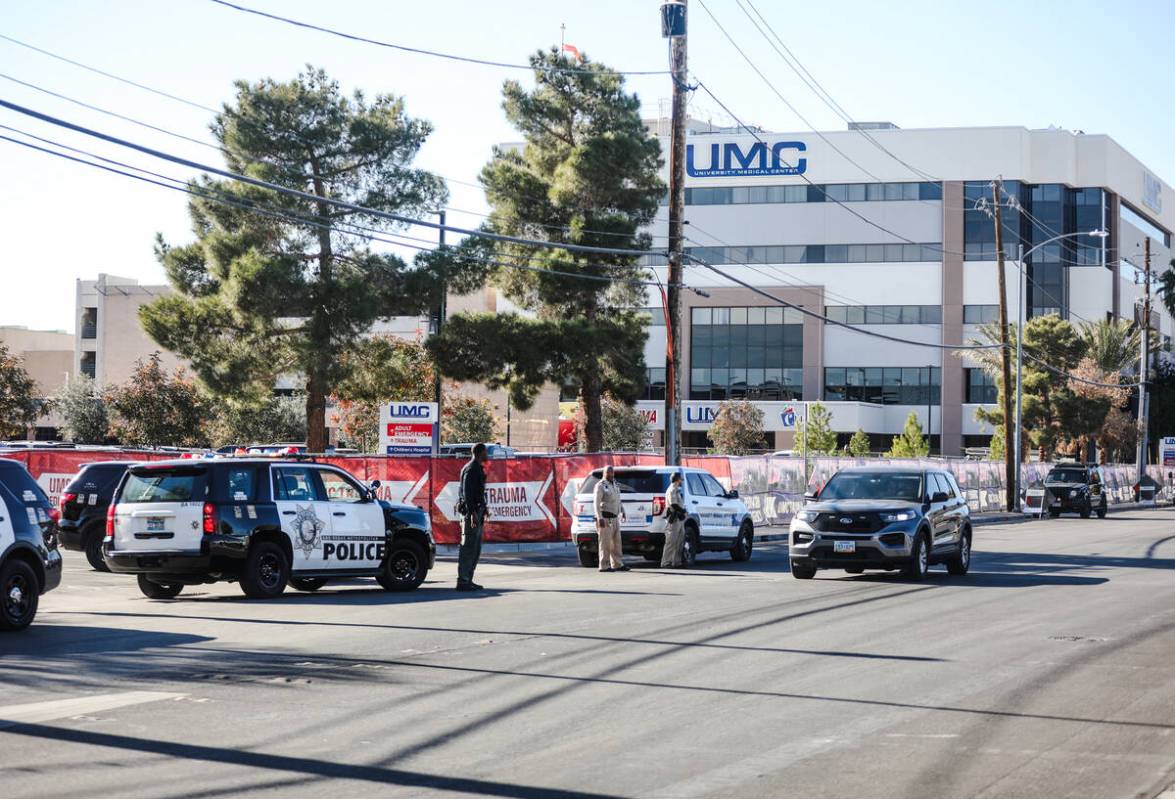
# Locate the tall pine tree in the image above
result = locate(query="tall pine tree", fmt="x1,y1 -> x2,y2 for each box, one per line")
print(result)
428,49 -> 664,452
141,68 -> 447,451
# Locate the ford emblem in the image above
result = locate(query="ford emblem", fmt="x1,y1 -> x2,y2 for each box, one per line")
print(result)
839,516 -> 853,525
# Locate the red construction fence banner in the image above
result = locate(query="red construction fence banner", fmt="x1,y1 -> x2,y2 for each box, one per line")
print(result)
7,449 -> 1174,544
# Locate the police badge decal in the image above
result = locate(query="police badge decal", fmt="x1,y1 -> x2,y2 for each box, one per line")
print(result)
292,504 -> 326,557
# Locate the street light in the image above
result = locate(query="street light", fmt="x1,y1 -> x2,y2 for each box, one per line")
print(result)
1011,229 -> 1108,507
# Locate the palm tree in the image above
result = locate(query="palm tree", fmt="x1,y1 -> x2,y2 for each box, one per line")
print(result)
1077,318 -> 1139,374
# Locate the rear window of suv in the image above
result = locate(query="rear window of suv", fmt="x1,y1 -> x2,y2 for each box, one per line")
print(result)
67,464 -> 128,494
0,462 -> 50,507
580,471 -> 670,495
121,468 -> 207,503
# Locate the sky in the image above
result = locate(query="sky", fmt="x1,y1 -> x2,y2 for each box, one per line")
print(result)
2,0 -> 1174,333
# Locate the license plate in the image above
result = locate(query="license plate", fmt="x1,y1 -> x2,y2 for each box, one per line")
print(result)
146,517 -> 166,532
833,540 -> 856,554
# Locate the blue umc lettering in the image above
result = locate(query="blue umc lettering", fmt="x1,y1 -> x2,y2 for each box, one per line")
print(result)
686,140 -> 807,178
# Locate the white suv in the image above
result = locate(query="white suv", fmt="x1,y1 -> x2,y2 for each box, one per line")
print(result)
571,466 -> 754,567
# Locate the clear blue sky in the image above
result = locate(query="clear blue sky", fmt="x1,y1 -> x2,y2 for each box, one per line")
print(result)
2,0 -> 1173,332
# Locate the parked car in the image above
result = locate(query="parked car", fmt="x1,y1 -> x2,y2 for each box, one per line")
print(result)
58,461 -> 135,571
438,443 -> 517,459
571,466 -> 754,567
789,467 -> 971,580
0,458 -> 63,630
1041,463 -> 1108,518
104,459 -> 434,599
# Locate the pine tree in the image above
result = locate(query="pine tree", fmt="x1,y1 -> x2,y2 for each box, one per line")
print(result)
427,48 -> 664,452
886,412 -> 930,458
847,428 -> 871,457
141,68 -> 447,452
795,401 -> 837,455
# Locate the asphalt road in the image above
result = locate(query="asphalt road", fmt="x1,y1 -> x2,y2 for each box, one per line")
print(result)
4,511 -> 1175,799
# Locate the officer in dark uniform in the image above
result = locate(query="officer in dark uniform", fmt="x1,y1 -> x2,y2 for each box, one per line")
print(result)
457,443 -> 490,591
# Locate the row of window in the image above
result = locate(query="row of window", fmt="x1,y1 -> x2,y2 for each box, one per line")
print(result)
824,367 -> 941,405
643,242 -> 944,267
691,306 -> 805,325
824,305 -> 942,325
689,368 -> 805,401
682,181 -> 943,207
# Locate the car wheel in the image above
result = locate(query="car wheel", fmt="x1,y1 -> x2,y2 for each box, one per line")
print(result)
844,567 -> 864,574
1096,505 -> 1107,519
946,528 -> 971,576
1048,509 -> 1061,518
84,531 -> 110,572
681,525 -> 699,567
377,539 -> 427,592
730,523 -> 753,562
577,546 -> 597,568
0,559 -> 40,631
790,560 -> 816,580
902,532 -> 930,580
290,577 -> 327,592
241,541 -> 289,599
137,573 -> 183,600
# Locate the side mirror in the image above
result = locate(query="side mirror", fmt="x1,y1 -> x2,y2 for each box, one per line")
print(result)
725,489 -> 739,500
931,491 -> 949,504
370,479 -> 382,490
803,490 -> 819,501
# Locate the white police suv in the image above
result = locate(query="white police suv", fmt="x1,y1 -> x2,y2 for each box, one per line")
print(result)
0,458 -> 63,630
571,466 -> 754,567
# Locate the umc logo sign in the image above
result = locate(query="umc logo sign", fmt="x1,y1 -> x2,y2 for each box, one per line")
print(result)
388,404 -> 432,418
687,140 -> 807,178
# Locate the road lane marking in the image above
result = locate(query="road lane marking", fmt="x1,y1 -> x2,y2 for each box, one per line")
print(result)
0,691 -> 184,730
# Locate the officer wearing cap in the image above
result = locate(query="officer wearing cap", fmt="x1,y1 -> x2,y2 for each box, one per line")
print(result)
593,466 -> 628,572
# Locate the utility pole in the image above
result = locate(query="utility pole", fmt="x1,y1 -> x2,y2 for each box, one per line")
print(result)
1137,236 -> 1152,485
1014,243 -> 1025,508
431,210 -> 446,454
992,180 -> 1015,511
662,0 -> 687,466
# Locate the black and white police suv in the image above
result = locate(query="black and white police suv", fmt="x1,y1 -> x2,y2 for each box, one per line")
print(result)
104,458 -> 435,599
0,458 -> 63,630
572,466 -> 754,567
58,460 -> 134,572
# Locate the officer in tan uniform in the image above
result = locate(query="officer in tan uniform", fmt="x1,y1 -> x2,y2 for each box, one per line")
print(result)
593,466 -> 629,572
660,471 -> 688,567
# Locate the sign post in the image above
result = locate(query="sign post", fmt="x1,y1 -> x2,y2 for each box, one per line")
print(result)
379,402 -> 439,456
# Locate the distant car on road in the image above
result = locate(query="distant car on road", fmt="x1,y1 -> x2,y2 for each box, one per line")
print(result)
104,458 -> 434,599
1040,463 -> 1108,518
789,467 -> 971,580
572,466 -> 753,567
58,460 -> 135,571
0,458 -> 62,630
438,443 -> 517,459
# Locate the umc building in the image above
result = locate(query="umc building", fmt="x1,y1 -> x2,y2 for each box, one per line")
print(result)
632,120 -> 1175,455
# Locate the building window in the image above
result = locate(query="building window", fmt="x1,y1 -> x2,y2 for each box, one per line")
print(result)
965,368 -> 997,404
650,242 -> 942,268
963,305 -> 1000,324
80,307 -> 97,340
685,181 -> 941,207
80,351 -> 96,379
642,368 -> 666,401
824,305 -> 941,325
690,306 -> 803,401
824,366 -> 940,405
641,307 -> 666,326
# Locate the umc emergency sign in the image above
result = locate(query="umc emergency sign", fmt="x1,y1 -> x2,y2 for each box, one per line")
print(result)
379,402 -> 438,456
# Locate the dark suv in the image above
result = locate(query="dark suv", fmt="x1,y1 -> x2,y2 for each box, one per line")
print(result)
1042,464 -> 1108,518
789,467 -> 972,580
105,458 -> 435,599
0,458 -> 63,630
58,461 -> 134,571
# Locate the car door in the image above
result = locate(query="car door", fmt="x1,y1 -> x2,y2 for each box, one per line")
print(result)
316,467 -> 386,570
926,473 -> 954,551
685,472 -> 718,538
272,465 -> 334,571
700,473 -> 738,540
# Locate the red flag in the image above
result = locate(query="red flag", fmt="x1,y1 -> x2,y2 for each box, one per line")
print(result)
562,43 -> 582,62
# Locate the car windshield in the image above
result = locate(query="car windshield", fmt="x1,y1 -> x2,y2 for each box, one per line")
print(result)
1046,469 -> 1086,484
121,468 -> 206,503
820,472 -> 924,502
580,471 -> 670,495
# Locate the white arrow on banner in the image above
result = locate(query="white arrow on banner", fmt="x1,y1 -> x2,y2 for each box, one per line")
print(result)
436,474 -> 556,525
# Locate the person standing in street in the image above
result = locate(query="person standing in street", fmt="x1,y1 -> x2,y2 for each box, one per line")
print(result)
456,443 -> 490,591
594,466 -> 629,572
660,471 -> 688,568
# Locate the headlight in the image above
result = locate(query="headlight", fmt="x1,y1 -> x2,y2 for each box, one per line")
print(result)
1070,488 -> 1080,497
796,510 -> 818,522
881,511 -> 915,522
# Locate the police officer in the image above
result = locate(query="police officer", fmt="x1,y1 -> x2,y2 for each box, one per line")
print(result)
457,443 -> 490,591
594,466 -> 629,572
660,471 -> 687,568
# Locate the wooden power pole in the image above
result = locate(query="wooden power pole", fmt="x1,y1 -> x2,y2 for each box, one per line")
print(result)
1137,236 -> 1152,485
992,180 -> 1016,511
663,0 -> 688,466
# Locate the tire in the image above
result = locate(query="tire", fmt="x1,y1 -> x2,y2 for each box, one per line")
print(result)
1048,509 -> 1061,518
578,546 -> 597,568
946,528 -> 971,576
681,525 -> 699,567
377,539 -> 427,592
902,532 -> 930,581
290,577 -> 327,592
1096,505 -> 1107,519
84,530 -> 110,572
240,541 -> 289,599
730,523 -> 753,562
0,559 -> 40,631
790,560 -> 816,580
844,567 -> 864,574
137,573 -> 183,599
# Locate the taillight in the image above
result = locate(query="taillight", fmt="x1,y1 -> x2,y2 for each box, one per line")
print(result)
47,506 -> 61,523
652,496 -> 666,516
203,502 -> 217,534
59,492 -> 77,514
104,503 -> 116,542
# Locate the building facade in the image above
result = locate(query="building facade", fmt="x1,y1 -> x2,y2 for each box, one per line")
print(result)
630,123 -> 1174,455
0,325 -> 74,438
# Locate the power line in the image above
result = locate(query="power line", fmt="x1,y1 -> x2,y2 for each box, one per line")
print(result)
0,98 -> 664,259
205,0 -> 668,77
